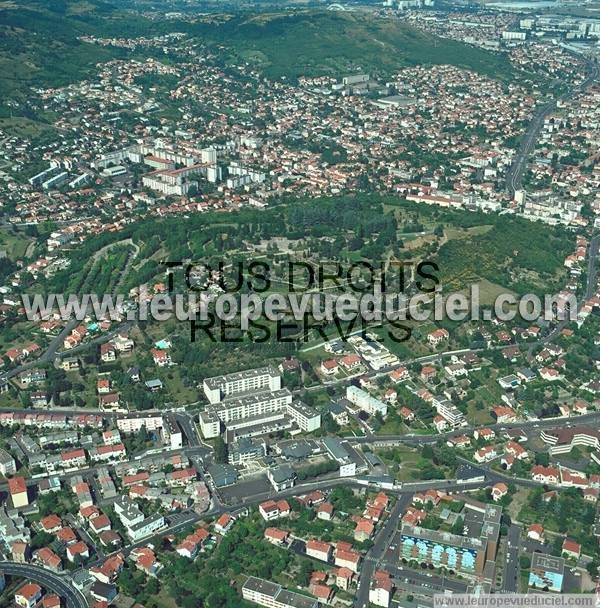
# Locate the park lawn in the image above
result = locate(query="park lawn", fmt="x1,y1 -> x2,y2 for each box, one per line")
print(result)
340,417 -> 366,438
66,368 -> 99,408
376,444 -> 424,481
369,322 -> 431,359
0,320 -> 46,354
0,117 -> 55,141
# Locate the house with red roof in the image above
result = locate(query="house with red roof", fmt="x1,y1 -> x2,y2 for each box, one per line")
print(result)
66,541 -> 89,563
335,547 -> 361,573
336,567 -> 355,590
306,540 -> 332,562
399,406 -> 414,421
176,527 -> 210,559
15,583 -> 42,608
389,367 -> 409,383
370,570 -> 394,608
42,595 -> 61,608
320,359 -> 339,376
310,583 -> 333,604
214,513 -> 235,535
474,445 -> 497,463
130,546 -> 162,577
427,328 -> 449,346
433,415 -> 449,433
8,476 -> 28,508
151,349 -> 171,367
90,553 -> 125,584
562,538 -> 581,560
527,524 -> 544,542
492,406 -> 517,423
340,354 -> 361,370
264,527 -> 289,546
584,488 -> 599,503
317,502 -> 334,521
491,483 -> 508,502
421,366 -> 437,381
40,514 -> 62,534
531,465 -> 560,485
259,499 -> 291,521
354,518 -> 375,542
506,441 -> 528,460
90,514 -> 111,534
33,547 -> 62,572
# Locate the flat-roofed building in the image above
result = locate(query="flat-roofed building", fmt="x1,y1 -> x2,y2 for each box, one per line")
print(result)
286,401 -> 321,433
242,576 -> 318,608
117,414 -> 163,434
203,367 -> 281,404
529,553 -> 564,592
541,426 -> 600,455
399,523 -> 487,576
0,448 -> 16,476
199,389 -> 292,439
164,415 -> 183,450
346,386 -> 387,417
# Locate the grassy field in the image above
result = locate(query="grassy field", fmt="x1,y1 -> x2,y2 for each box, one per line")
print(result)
376,444 -> 425,481
466,400 -> 494,425
0,116 -> 55,139
0,227 -> 34,260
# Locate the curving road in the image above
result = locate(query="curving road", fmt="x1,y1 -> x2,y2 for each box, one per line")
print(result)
0,562 -> 88,608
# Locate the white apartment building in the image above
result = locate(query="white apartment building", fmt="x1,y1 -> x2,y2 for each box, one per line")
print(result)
432,395 -> 465,427
286,401 -> 321,432
346,386 -> 388,417
203,367 -> 281,404
117,415 -> 163,434
199,389 -> 292,439
164,415 -> 183,450
128,514 -> 165,542
0,448 -> 16,476
114,496 -> 144,529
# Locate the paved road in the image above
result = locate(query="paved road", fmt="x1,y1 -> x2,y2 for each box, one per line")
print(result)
355,494 -> 411,607
175,412 -> 201,447
357,410 -> 600,446
525,231 -> 599,361
506,59 -> 599,196
2,237 -> 138,382
585,234 -> 600,301
503,523 -> 521,592
0,562 -> 88,608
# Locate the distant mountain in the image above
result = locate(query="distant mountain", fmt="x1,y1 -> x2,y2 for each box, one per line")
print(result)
204,11 -> 514,81
0,2 -> 514,106
0,2 -> 123,103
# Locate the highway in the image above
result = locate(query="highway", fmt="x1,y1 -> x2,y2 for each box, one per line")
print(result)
0,562 -> 88,608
